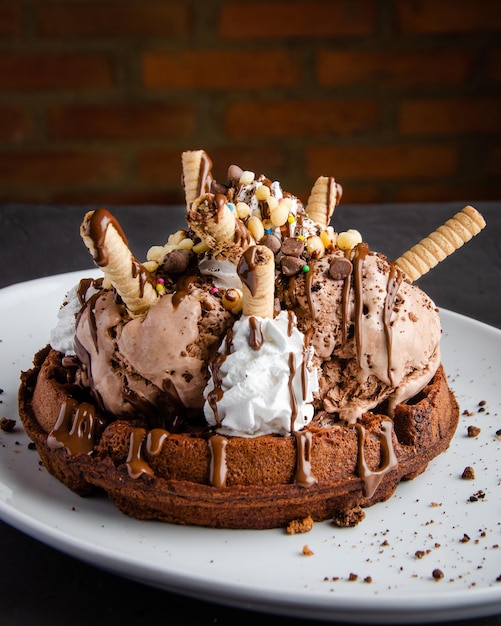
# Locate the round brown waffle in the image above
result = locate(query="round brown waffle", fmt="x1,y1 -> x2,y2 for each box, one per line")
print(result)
19,346 -> 459,530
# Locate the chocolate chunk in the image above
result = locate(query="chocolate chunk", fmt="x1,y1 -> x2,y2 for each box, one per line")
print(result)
332,506 -> 365,527
160,249 -> 193,274
329,257 -> 353,280
281,255 -> 305,276
261,234 -> 281,254
281,237 -> 304,257
462,466 -> 475,479
467,425 -> 481,437
210,181 -> 229,195
0,417 -> 16,432
227,164 -> 244,186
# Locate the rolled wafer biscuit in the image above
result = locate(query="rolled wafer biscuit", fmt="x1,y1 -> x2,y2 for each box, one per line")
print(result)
237,245 -> 275,318
395,205 -> 486,282
181,149 -> 213,208
188,193 -> 254,262
81,209 -> 158,317
305,176 -> 342,228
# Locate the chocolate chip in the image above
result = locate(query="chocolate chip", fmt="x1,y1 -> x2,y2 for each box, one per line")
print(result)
462,466 -> 475,480
281,255 -> 304,276
261,234 -> 281,254
281,237 -> 304,257
160,249 -> 193,274
329,257 -> 353,280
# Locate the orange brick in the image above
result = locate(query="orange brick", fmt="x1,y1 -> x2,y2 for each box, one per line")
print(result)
142,49 -> 300,89
49,102 -> 195,141
0,106 -> 31,142
317,50 -> 473,87
136,148 -> 186,184
35,1 -> 190,37
397,0 -> 501,34
226,99 -> 378,138
307,144 -> 458,181
0,0 -> 21,36
0,52 -> 115,91
399,98 -> 501,135
0,150 -> 125,186
219,1 -> 376,38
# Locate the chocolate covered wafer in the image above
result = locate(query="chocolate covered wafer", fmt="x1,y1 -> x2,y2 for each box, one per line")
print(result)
395,205 -> 486,282
237,245 -> 275,318
81,209 -> 158,317
306,176 -> 342,228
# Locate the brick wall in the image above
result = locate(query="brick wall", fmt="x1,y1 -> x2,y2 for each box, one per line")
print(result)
0,0 -> 500,206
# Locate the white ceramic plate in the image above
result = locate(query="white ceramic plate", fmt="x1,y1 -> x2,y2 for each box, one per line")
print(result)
0,271 -> 500,624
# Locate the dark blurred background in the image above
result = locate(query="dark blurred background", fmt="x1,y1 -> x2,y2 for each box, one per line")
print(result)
0,0 -> 500,206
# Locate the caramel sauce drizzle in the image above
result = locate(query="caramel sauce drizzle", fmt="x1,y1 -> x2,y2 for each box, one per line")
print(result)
352,420 -> 398,499
208,434 -> 228,488
126,427 -> 154,479
47,399 -> 105,456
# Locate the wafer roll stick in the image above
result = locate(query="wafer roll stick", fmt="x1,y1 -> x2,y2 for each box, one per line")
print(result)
81,209 -> 158,317
181,150 -> 213,208
237,245 -> 275,318
395,205 -> 486,282
306,176 -> 342,228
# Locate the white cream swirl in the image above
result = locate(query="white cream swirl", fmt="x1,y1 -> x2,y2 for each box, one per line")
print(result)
204,310 -> 319,437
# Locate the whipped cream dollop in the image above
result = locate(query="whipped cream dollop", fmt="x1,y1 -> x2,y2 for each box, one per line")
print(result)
204,310 -> 319,437
49,282 -> 99,355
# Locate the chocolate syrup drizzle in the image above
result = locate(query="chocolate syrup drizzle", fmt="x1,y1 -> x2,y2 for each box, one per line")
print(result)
352,420 -> 398,499
126,428 -> 154,479
47,398 -> 105,456
383,262 -> 403,385
208,434 -> 228,488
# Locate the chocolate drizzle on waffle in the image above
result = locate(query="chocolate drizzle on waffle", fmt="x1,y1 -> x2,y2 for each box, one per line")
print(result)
47,398 -> 105,456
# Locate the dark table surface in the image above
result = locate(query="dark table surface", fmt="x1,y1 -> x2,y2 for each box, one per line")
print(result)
0,201 -> 500,626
